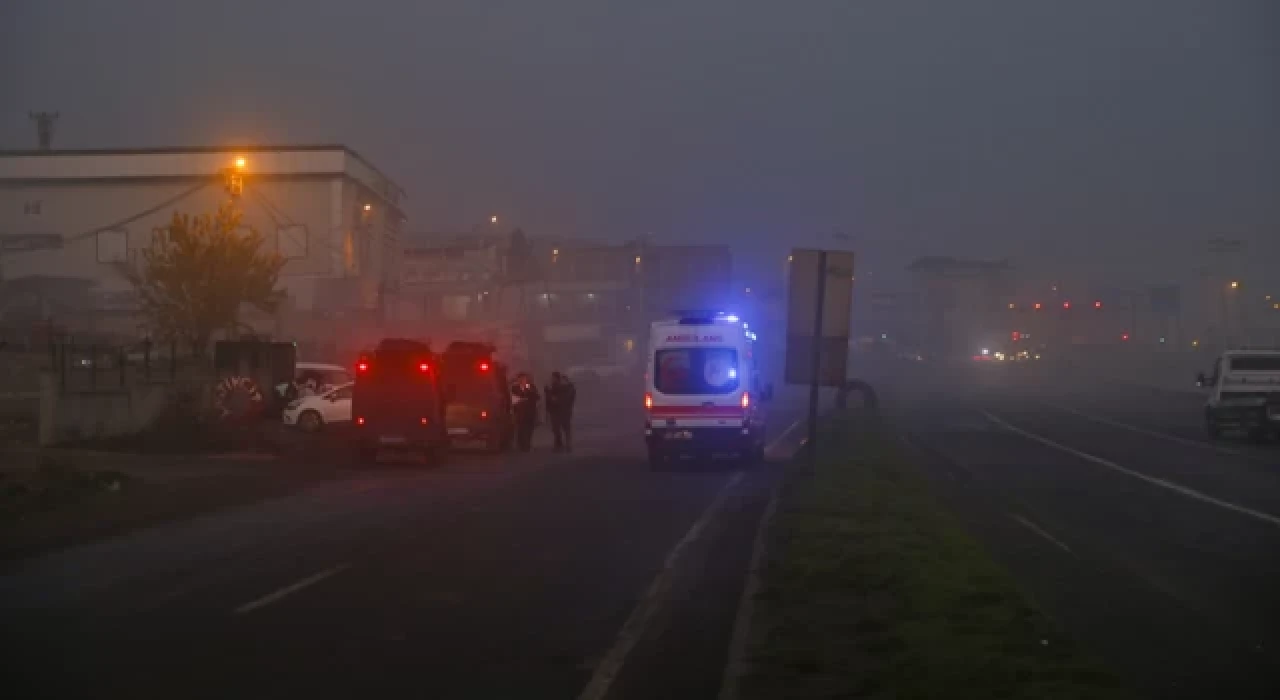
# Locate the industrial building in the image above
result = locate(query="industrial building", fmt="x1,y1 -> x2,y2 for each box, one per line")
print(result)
0,145 -> 405,348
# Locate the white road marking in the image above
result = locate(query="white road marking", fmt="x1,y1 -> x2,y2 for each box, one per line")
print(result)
232,564 -> 351,615
766,417 -> 806,453
1009,514 -> 1074,555
577,472 -> 745,700
981,410 -> 1280,529
1040,401 -> 1243,456
717,481 -> 781,700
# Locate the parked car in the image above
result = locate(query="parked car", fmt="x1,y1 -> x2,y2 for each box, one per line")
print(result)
282,382 -> 353,433
294,362 -> 353,394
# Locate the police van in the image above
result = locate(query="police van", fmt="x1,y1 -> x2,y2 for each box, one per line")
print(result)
644,312 -> 774,468
1197,348 -> 1280,441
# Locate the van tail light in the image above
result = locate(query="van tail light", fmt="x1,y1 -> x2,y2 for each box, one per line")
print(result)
480,410 -> 489,419
356,416 -> 366,426
478,361 -> 490,372
420,417 -> 429,426
741,392 -> 750,409
644,392 -> 653,410
356,358 -> 370,373
418,362 -> 430,372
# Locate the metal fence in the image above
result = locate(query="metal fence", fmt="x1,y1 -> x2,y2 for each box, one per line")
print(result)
47,340 -> 210,393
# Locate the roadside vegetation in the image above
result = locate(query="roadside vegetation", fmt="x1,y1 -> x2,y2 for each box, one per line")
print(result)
738,412 -> 1135,700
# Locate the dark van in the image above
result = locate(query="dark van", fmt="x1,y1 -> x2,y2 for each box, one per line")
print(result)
351,339 -> 449,463
438,342 -> 514,452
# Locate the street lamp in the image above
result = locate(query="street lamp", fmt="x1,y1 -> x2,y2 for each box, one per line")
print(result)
490,215 -> 499,224
1230,280 -> 1240,289
234,156 -> 247,170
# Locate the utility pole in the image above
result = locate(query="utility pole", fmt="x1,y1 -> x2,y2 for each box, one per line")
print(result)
28,111 -> 59,150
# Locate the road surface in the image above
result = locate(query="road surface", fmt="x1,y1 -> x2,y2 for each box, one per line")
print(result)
894,361 -> 1280,700
1,388 -> 819,700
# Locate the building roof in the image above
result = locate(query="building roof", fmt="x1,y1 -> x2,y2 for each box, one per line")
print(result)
0,144 -> 406,209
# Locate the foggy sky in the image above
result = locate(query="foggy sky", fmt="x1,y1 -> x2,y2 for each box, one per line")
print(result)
2,0 -> 1277,290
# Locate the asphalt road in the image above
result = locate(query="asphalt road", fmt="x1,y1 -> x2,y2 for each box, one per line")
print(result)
1,387 -> 819,700
891,361 -> 1280,700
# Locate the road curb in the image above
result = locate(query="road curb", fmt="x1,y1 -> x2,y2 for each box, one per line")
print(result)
717,479 -> 781,700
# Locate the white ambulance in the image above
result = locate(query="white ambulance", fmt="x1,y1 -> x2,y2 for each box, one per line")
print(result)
644,312 -> 774,467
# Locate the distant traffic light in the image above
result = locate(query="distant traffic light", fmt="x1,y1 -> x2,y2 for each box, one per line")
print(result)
1094,300 -> 1103,309
1062,301 -> 1071,310
1121,333 -> 1130,341
1012,331 -> 1021,341
1034,302 -> 1043,310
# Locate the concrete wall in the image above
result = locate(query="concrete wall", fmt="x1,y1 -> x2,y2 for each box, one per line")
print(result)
36,372 -> 209,446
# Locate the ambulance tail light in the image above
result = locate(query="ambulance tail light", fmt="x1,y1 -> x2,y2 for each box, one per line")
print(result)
644,392 -> 653,410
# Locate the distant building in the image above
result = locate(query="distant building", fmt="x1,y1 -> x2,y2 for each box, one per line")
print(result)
0,145 -> 406,344
906,256 -> 1014,358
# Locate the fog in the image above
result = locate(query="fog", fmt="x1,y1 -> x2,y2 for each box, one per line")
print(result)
3,0 -> 1277,289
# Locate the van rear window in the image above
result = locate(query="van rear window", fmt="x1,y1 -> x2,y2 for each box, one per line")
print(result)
655,348 -> 739,394
1230,356 -> 1280,372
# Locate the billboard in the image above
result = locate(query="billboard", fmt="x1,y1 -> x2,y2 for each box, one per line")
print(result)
785,248 -> 855,386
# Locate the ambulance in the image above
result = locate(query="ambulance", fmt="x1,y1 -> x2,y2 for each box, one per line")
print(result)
644,312 -> 774,467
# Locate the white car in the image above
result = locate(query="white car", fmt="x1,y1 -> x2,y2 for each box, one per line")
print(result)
282,382 -> 353,433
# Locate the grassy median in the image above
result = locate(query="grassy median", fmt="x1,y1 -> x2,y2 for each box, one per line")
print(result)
738,412 -> 1134,700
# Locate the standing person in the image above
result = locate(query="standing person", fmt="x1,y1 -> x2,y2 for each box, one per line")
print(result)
511,372 -> 540,452
545,371 -> 577,452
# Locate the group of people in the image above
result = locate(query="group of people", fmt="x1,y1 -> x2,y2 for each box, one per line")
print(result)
509,371 -> 577,453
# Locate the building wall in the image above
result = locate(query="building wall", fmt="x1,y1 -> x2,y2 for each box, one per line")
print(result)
1,176 -> 400,320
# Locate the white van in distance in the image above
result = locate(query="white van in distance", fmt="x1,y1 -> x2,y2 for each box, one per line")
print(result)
644,312 -> 774,468
1197,349 -> 1280,441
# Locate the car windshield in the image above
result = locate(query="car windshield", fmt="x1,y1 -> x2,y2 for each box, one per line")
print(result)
654,347 -> 739,394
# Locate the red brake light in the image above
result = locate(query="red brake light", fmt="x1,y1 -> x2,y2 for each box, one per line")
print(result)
478,361 -> 491,372
418,362 -> 430,372
356,360 -> 370,373
420,417 -> 429,425
644,393 -> 653,410
1062,301 -> 1071,309
741,392 -> 750,409
1034,303 -> 1042,310
356,416 -> 366,426
1094,300 -> 1103,309
480,410 -> 489,419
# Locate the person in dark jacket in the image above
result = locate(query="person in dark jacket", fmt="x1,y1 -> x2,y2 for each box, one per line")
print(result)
545,371 -> 577,452
511,373 -> 541,452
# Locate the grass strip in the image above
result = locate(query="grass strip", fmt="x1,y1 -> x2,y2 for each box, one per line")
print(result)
739,412 -> 1135,699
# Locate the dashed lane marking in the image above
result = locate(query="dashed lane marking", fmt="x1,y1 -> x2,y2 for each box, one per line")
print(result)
1039,401 -> 1244,457
1009,514 -> 1074,555
232,564 -> 352,615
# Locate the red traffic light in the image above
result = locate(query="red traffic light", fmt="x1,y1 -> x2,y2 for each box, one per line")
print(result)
1012,331 -> 1021,341
1121,333 -> 1130,341
1094,300 -> 1103,309
1034,302 -> 1043,310
1063,301 -> 1071,309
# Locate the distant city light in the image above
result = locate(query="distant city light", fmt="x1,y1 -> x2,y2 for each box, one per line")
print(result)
363,203 -> 372,212
490,215 -> 498,223
1230,280 -> 1240,289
